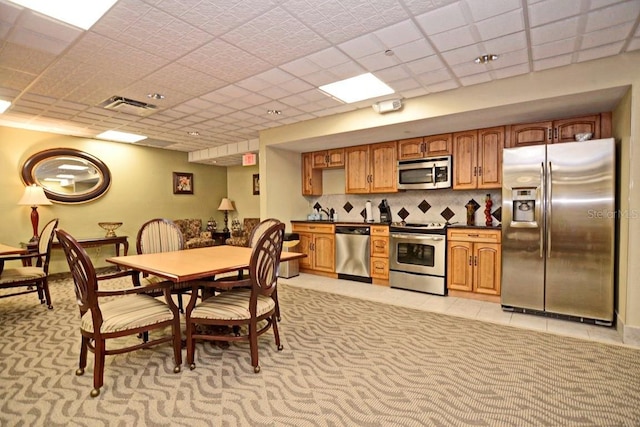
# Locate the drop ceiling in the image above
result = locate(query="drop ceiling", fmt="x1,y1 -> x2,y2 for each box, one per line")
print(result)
0,0 -> 638,166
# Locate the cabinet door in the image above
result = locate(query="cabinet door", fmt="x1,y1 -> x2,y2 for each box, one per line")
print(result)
313,234 -> 335,273
369,141 -> 397,193
507,121 -> 552,147
452,130 -> 478,190
397,137 -> 424,160
424,133 -> 452,156
326,148 -> 345,167
312,149 -> 345,168
477,126 -> 504,189
302,153 -> 322,195
297,232 -> 313,270
345,145 -> 370,193
473,243 -> 501,295
553,115 -> 600,143
447,240 -> 473,292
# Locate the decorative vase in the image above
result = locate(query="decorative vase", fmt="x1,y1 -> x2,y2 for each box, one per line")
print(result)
485,194 -> 493,227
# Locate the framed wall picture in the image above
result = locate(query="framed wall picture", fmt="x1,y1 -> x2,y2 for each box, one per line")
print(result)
252,174 -> 260,195
173,172 -> 193,194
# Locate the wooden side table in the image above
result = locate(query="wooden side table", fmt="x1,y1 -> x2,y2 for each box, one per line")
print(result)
210,231 -> 230,246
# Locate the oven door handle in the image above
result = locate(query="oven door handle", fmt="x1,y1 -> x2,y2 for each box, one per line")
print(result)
391,233 -> 444,241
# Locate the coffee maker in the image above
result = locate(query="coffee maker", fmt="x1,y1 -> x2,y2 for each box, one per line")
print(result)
379,199 -> 392,223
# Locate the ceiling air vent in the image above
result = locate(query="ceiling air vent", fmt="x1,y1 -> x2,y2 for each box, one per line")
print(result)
101,96 -> 157,116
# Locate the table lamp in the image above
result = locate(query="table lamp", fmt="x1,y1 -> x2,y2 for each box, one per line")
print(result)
217,198 -> 235,233
18,184 -> 52,243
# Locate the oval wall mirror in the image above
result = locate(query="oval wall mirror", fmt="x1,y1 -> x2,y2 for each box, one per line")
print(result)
21,148 -> 111,203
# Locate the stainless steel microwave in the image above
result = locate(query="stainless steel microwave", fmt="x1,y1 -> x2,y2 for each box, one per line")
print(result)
397,155 -> 452,190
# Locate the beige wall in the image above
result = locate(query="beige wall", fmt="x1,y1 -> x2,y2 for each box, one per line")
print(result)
259,51 -> 640,339
226,164 -> 260,223
0,127 -> 227,273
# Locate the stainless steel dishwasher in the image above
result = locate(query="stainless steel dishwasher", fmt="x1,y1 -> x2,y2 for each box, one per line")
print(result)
335,226 -> 371,283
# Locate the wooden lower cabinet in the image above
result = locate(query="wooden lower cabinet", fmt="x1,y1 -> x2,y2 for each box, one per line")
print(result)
447,229 -> 501,296
370,225 -> 389,283
292,223 -> 335,274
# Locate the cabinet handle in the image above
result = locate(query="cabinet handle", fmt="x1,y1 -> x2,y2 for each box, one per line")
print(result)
553,127 -> 558,139
469,256 -> 472,266
325,154 -> 329,164
477,166 -> 482,176
468,233 -> 479,237
474,256 -> 477,266
473,166 -> 477,176
548,128 -> 552,141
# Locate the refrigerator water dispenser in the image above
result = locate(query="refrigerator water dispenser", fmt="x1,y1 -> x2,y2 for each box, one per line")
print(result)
512,188 -> 535,223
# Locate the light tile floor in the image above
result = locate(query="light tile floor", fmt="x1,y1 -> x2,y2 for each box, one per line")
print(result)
281,273 -> 637,350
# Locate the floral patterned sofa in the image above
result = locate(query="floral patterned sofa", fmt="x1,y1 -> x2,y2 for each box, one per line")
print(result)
225,218 -> 260,247
173,218 -> 216,249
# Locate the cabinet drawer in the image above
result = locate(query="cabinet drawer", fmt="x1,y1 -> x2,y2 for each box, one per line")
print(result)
370,225 -> 389,236
291,223 -> 335,234
371,257 -> 389,280
371,236 -> 389,257
447,229 -> 501,243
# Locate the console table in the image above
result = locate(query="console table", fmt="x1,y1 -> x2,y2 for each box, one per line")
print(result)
27,235 -> 129,259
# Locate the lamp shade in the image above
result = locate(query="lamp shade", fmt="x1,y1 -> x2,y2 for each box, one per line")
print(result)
217,198 -> 234,211
18,184 -> 52,206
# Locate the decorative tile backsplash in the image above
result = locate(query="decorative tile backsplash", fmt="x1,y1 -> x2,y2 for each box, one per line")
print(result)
306,190 -> 502,226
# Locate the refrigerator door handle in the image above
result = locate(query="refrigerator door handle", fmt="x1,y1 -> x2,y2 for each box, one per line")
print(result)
547,161 -> 552,258
540,162 -> 545,258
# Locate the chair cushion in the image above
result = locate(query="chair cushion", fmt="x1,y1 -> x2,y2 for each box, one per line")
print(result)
81,294 -> 174,334
0,267 -> 46,284
191,289 -> 275,321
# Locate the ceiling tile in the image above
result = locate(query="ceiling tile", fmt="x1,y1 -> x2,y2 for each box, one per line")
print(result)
527,0 -> 582,27
585,1 -> 640,32
530,17 -> 580,45
415,2 -> 468,35
466,0 -> 521,21
475,9 -> 524,41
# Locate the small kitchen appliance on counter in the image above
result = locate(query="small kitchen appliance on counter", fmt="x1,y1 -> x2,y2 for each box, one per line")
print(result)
379,199 -> 392,223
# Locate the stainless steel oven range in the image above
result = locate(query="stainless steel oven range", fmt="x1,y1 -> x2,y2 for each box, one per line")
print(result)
389,222 -> 447,295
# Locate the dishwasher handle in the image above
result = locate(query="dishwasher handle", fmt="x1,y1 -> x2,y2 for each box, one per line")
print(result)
335,226 -> 370,235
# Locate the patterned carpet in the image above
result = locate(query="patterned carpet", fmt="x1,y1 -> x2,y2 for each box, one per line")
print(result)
1,273 -> 639,427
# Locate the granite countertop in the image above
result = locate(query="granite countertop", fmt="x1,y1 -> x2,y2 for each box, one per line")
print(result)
291,220 -> 390,226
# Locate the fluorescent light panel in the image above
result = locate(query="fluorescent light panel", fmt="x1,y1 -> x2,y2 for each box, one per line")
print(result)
0,100 -> 10,114
8,0 -> 118,30
96,130 -> 147,143
319,73 -> 394,104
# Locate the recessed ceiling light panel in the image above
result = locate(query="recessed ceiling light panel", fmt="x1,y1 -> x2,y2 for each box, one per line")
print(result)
319,73 -> 394,104
8,0 -> 118,30
96,130 -> 147,143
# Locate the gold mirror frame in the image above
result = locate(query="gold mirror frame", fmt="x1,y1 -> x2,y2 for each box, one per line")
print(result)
21,148 -> 111,203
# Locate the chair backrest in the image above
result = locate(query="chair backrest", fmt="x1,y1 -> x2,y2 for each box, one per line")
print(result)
56,229 -> 99,316
249,222 -> 285,300
136,218 -> 184,255
248,218 -> 281,248
173,219 -> 201,240
37,218 -> 59,272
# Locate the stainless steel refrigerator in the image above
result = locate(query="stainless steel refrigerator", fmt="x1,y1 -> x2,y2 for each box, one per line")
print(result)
501,138 -> 615,324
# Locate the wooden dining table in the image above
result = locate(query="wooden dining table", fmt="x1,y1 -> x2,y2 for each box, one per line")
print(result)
106,244 -> 306,283
0,244 -> 28,275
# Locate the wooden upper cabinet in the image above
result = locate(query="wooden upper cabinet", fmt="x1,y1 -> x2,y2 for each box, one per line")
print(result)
453,127 -> 503,190
344,145 -> 370,194
345,141 -> 397,194
452,130 -> 478,190
506,113 -> 611,148
311,148 -> 345,168
369,141 -> 397,193
507,121 -> 552,147
301,152 -> 322,196
477,126 -> 504,189
553,115 -> 600,143
397,134 -> 451,160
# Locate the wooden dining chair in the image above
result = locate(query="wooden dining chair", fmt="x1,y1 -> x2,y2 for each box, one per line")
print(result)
136,218 -> 191,312
214,218 -> 283,320
185,222 -> 285,373
56,229 -> 182,398
0,218 -> 59,309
